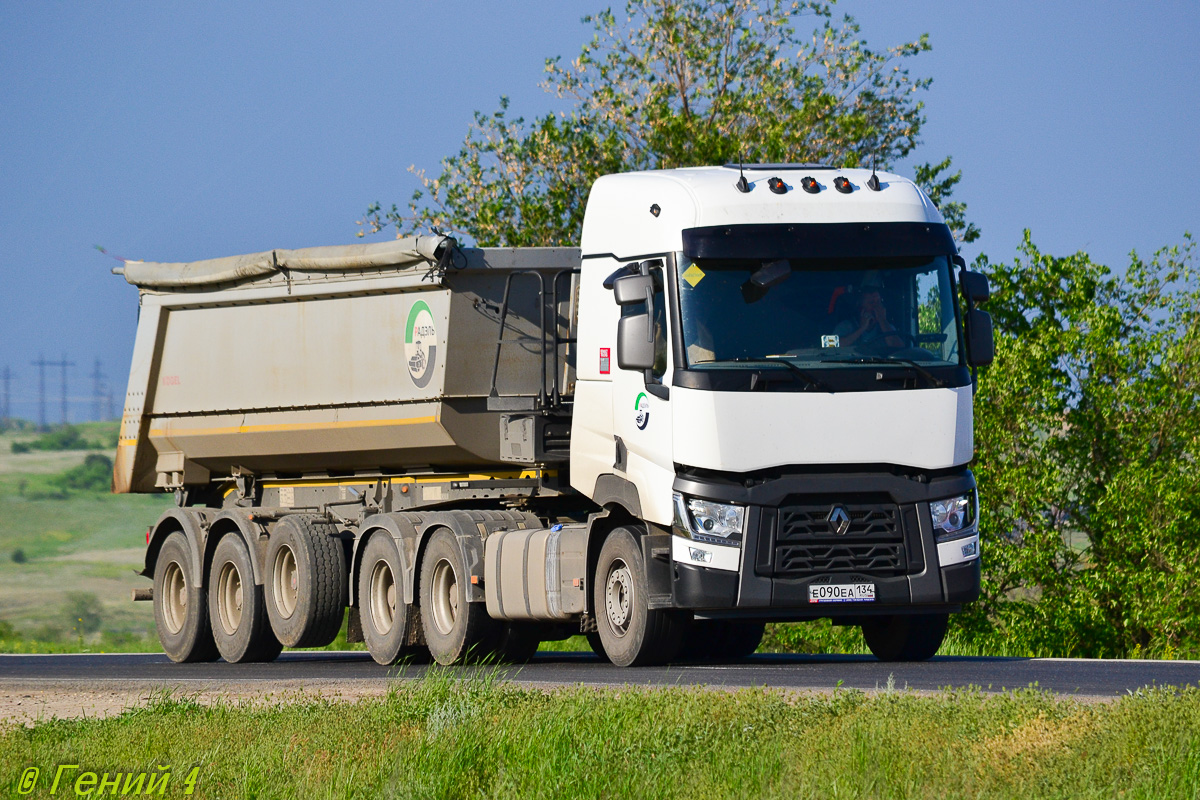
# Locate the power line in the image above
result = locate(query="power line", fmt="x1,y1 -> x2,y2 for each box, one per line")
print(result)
1,366 -> 11,422
90,359 -> 107,422
59,353 -> 74,425
31,355 -> 74,428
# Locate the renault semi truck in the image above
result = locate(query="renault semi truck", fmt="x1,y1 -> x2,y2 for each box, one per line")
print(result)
115,164 -> 994,667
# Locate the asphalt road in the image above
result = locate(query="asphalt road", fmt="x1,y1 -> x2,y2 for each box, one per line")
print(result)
1,651 -> 1197,697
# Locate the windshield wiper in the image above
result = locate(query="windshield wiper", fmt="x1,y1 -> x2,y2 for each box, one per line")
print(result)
821,355 -> 946,388
693,357 -> 832,392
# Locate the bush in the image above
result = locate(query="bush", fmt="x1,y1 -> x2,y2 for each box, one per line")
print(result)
66,592 -> 104,635
10,424 -> 102,454
10,548 -> 26,564
51,453 -> 113,494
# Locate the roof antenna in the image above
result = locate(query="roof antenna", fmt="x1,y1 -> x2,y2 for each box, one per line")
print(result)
735,156 -> 750,193
867,150 -> 881,192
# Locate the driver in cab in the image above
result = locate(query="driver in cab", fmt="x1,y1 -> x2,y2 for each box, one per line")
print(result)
832,273 -> 904,352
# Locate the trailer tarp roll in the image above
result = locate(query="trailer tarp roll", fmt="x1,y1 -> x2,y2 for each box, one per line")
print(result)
121,236 -> 448,288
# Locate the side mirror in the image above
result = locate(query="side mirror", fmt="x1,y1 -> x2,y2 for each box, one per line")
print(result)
965,308 -> 994,367
959,270 -> 990,305
617,313 -> 655,370
612,274 -> 653,306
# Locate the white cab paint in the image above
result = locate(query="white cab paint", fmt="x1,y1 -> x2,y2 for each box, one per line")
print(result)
671,385 -> 974,472
570,165 -> 965,519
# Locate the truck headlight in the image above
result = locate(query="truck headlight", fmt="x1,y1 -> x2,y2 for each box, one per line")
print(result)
930,492 -> 977,537
673,492 -> 744,546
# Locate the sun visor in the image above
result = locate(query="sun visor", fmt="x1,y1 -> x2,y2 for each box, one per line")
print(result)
681,222 -> 957,261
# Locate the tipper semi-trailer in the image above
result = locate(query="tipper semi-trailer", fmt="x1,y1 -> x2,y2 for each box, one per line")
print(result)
116,164 -> 994,667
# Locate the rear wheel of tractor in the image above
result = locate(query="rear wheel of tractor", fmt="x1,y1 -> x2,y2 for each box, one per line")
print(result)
593,527 -> 685,667
419,529 -> 498,665
264,515 -> 347,648
208,533 -> 282,663
862,613 -> 949,662
153,532 -> 218,663
358,533 -> 424,665
492,623 -> 542,664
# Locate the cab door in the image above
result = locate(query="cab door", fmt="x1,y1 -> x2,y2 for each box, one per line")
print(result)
610,261 -> 676,526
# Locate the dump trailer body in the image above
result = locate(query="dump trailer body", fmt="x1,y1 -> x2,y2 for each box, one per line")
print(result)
114,238 -> 579,493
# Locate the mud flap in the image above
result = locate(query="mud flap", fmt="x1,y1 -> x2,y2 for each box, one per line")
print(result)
643,532 -> 674,609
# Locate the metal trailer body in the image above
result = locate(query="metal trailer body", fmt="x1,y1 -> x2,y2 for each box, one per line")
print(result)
118,165 -> 994,668
115,238 -> 579,495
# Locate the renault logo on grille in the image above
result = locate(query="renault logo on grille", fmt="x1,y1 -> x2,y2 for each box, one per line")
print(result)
827,505 -> 851,535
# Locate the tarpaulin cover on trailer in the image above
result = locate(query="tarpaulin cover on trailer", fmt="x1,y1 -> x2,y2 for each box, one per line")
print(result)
119,236 -> 448,288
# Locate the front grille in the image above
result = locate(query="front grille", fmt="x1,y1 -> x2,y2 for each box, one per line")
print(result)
771,501 -> 907,578
778,504 -> 900,542
775,542 -> 905,576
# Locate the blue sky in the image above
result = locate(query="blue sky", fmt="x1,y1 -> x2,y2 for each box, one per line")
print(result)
1,1 -> 1196,423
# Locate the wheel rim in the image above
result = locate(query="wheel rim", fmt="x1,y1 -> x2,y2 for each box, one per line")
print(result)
216,561 -> 244,636
272,544 -> 299,619
430,557 -> 458,636
161,560 -> 187,635
369,559 -> 397,635
604,558 -> 633,637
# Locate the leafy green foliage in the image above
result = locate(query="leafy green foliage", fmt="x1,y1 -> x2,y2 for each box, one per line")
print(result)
66,591 -> 104,635
52,453 -> 114,494
361,1 -> 980,247
965,233 -> 1200,657
10,424 -> 108,454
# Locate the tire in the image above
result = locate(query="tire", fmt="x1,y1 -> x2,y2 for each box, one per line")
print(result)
586,631 -> 609,662
862,613 -> 949,662
208,533 -> 282,663
358,533 -> 423,665
264,515 -> 347,648
679,620 -> 765,661
492,623 -> 541,664
592,526 -> 685,667
419,529 -> 498,665
152,532 -> 218,663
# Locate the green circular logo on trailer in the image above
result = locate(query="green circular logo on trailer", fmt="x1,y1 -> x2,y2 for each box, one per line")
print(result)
405,300 -> 437,389
634,391 -> 650,430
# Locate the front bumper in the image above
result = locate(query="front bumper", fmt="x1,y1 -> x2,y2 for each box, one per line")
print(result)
667,469 -> 981,617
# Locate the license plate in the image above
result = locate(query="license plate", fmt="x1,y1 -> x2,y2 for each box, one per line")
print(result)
808,583 -> 876,603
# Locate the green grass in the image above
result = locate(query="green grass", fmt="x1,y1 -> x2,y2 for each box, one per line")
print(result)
2,673 -> 1198,799
0,426 -> 169,650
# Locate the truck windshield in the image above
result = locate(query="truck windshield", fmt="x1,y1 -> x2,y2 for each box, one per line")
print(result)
676,254 -> 961,370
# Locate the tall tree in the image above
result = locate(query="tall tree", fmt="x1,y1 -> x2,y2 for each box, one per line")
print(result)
361,1 -> 975,247
966,233 -> 1200,657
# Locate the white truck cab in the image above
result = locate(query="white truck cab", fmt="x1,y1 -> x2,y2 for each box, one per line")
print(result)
570,165 -> 992,661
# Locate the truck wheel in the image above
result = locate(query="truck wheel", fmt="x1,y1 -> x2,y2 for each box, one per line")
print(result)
862,613 -> 949,662
593,526 -> 685,667
358,533 -> 422,665
419,529 -> 497,665
679,620 -> 765,661
492,623 -> 541,664
153,532 -> 218,663
586,631 -> 609,662
208,533 -> 282,663
265,515 -> 347,648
